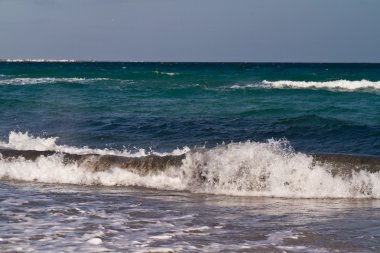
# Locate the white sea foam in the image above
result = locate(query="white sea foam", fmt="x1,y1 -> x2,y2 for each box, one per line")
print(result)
1,132 -> 380,198
262,79 -> 380,91
164,72 -> 178,76
86,238 -> 103,245
0,77 -> 109,85
0,155 -> 185,189
181,140 -> 380,198
0,131 -> 189,157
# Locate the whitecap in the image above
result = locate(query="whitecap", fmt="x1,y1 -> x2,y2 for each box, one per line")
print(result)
0,77 -> 109,85
262,79 -> 380,91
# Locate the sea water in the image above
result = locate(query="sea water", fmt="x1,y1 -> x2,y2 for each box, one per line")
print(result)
0,62 -> 380,252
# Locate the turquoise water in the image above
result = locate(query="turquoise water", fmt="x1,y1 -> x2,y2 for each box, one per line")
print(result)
0,62 -> 379,155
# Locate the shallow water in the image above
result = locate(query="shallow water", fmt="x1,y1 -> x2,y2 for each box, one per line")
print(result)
1,181 -> 380,253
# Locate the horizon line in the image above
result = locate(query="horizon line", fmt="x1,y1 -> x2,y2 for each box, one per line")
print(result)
1,59 -> 380,64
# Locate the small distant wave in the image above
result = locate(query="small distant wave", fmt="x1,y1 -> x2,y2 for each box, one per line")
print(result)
1,132 -> 380,198
153,71 -> 179,76
262,79 -> 380,91
0,77 -> 110,85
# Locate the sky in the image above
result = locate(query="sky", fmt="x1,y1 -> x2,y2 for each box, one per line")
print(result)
0,0 -> 380,62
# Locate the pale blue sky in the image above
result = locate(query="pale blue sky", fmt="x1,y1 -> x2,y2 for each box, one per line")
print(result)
0,0 -> 379,62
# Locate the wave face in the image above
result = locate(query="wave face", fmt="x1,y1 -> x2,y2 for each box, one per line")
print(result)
262,79 -> 380,91
1,132 -> 380,198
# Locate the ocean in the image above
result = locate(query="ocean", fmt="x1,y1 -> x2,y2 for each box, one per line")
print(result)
0,62 -> 379,252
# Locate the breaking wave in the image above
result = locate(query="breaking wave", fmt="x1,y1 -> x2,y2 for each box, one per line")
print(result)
230,80 -> 380,92
1,132 -> 380,198
262,79 -> 380,91
0,77 -> 110,85
0,132 -> 189,157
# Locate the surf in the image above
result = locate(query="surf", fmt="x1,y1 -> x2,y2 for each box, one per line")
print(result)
1,132 -> 380,199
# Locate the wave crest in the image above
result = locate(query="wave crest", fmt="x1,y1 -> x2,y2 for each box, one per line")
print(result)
262,79 -> 380,91
1,132 -> 380,198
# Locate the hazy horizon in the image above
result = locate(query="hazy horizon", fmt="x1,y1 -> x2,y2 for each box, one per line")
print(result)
2,59 -> 380,63
1,0 -> 380,63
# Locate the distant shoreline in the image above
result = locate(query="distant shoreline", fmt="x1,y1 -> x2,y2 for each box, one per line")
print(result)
0,59 -> 81,63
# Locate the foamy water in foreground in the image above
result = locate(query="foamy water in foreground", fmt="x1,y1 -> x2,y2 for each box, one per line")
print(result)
1,181 -> 380,253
